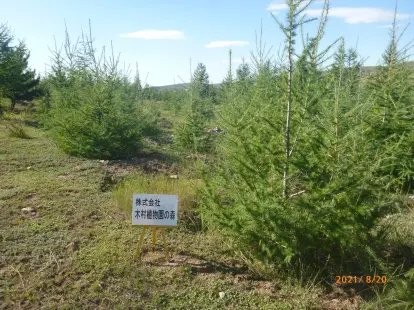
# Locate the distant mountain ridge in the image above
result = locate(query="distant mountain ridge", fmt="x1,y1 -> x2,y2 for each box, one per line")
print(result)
361,60 -> 414,75
151,83 -> 220,91
152,61 -> 414,91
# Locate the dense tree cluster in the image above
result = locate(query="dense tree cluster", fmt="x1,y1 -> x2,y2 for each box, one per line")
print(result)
201,0 -> 413,290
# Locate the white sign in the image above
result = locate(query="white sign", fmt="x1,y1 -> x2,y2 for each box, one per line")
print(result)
132,194 -> 178,226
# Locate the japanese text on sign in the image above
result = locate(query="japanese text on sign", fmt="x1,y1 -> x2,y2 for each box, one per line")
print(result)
132,194 -> 178,226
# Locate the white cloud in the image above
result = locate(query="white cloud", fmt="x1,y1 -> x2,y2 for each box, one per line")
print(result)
305,7 -> 413,24
266,2 -> 288,11
221,57 -> 251,64
267,1 -> 321,14
120,30 -> 186,40
205,41 -> 249,48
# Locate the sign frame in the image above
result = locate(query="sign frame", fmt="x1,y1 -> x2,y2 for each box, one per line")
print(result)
132,194 -> 178,227
131,193 -> 178,261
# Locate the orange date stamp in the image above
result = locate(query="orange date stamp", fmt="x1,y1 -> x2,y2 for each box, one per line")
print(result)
335,275 -> 388,285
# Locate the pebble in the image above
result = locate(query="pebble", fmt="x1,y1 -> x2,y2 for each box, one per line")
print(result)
66,241 -> 78,251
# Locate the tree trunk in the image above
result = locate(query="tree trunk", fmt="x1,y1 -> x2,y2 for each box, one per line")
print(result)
283,14 -> 294,199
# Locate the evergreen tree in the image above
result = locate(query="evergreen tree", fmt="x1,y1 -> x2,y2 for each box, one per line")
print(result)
175,62 -> 213,153
44,23 -> 160,159
365,8 -> 414,193
234,61 -> 253,103
221,50 -> 234,88
0,23 -> 12,55
217,50 -> 235,105
129,63 -> 143,101
272,0 -> 317,197
0,23 -> 41,110
192,62 -> 210,98
236,60 -> 252,84
202,0 -> 398,276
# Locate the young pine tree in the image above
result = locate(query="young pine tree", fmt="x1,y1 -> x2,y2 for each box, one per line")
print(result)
175,62 -> 214,153
45,23 -> 158,159
365,7 -> 414,194
0,24 -> 41,110
202,0 -> 398,277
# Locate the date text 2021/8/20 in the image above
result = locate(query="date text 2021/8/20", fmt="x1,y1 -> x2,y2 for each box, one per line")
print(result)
335,276 -> 387,285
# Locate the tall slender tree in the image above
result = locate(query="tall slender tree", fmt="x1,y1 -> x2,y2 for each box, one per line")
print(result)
272,0 -> 316,198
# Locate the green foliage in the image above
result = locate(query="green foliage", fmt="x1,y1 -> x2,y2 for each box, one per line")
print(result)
367,268 -> 414,309
201,0 -> 413,279
0,23 -> 41,109
5,122 -> 31,138
236,61 -> 253,92
175,62 -> 214,153
192,63 -> 210,99
44,23 -> 161,159
390,268 -> 414,309
131,63 -> 143,100
365,18 -> 414,193
175,109 -> 212,154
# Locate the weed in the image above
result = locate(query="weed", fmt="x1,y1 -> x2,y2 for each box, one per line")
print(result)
5,123 -> 31,139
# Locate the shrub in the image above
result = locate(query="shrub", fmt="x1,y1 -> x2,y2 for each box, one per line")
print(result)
44,23 -> 160,159
5,123 -> 31,139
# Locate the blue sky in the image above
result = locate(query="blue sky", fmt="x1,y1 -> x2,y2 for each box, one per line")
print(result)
1,0 -> 413,86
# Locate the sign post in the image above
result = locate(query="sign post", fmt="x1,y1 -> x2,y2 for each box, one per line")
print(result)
132,194 -> 178,261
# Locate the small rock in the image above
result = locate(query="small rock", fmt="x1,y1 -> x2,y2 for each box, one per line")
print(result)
27,166 -> 32,170
219,292 -> 225,299
409,195 -> 414,200
185,154 -> 206,160
207,127 -> 226,134
22,207 -> 34,213
66,241 -> 78,251
170,175 -> 179,179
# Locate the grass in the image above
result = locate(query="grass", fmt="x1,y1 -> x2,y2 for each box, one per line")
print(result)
0,107 -> 331,309
1,104 -> 413,309
5,123 -> 31,139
